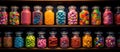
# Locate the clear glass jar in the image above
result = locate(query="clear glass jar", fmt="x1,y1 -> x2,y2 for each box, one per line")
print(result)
56,5 -> 66,25
91,6 -> 101,25
79,6 -> 89,25
68,6 -> 78,25
0,6 -> 8,25
37,31 -> 46,48
60,31 -> 69,48
21,6 -> 31,25
115,6 -> 120,25
71,31 -> 81,48
33,6 -> 43,25
9,6 -> 20,25
45,5 -> 54,25
25,32 -> 35,48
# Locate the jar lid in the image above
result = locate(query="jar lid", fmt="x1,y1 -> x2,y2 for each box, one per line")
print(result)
104,6 -> 111,9
15,31 -> 23,35
38,31 -> 45,35
69,5 -> 76,10
92,6 -> 99,9
49,31 -> 56,35
1,6 -> 7,9
116,6 -> 120,9
61,31 -> 68,35
22,6 -> 30,9
11,6 -> 19,9
34,5 -> 42,10
107,32 -> 114,34
57,5 -> 65,10
84,31 -> 91,34
80,6 -> 88,10
5,32 -> 12,35
27,31 -> 34,34
95,31 -> 102,34
46,5 -> 53,9
72,31 -> 80,34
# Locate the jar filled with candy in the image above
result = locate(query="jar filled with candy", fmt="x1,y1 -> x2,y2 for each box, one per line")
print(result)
82,31 -> 92,48
33,6 -> 43,25
0,6 -> 8,25
71,31 -> 81,48
60,31 -> 69,48
14,32 -> 24,48
103,6 -> 113,25
94,32 -> 104,48
56,5 -> 66,25
105,32 -> 115,48
3,32 -> 12,48
25,32 -> 35,48
45,5 -> 54,25
9,6 -> 20,25
0,32 -> 2,47
68,6 -> 78,25
115,6 -> 120,25
48,31 -> 58,48
91,6 -> 101,25
79,6 -> 89,25
21,6 -> 31,25
37,31 -> 46,48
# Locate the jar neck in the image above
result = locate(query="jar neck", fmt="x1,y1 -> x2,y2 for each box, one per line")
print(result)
23,8 -> 30,11
117,8 -> 120,13
11,9 -> 17,12
1,8 -> 6,12
105,9 -> 110,11
5,34 -> 11,37
62,34 -> 67,37
39,34 -> 45,38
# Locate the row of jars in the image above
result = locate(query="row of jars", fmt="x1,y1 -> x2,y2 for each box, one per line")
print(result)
0,31 -> 120,48
0,5 -> 120,25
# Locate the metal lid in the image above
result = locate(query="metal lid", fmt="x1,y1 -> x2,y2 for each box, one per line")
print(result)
49,31 -> 56,35
38,31 -> 45,35
57,5 -> 65,10
46,5 -> 53,10
34,5 -> 42,10
22,6 -> 30,9
72,31 -> 80,34
61,31 -> 68,35
80,6 -> 88,10
11,6 -> 19,9
92,6 -> 99,9
69,5 -> 76,10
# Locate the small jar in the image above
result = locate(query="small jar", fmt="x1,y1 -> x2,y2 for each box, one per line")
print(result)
9,6 -> 20,25
33,6 -> 43,25
115,6 -> 120,25
68,6 -> 78,25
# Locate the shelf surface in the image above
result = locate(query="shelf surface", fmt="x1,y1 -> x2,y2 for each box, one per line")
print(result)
0,0 -> 118,1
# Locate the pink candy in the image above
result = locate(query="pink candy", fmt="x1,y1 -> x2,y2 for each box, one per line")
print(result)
37,38 -> 46,48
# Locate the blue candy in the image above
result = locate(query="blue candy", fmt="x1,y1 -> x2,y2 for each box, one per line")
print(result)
14,37 -> 24,48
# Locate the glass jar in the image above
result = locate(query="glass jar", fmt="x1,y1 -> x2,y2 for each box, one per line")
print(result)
14,32 -> 24,48
71,31 -> 81,48
94,32 -> 104,48
21,6 -> 31,25
103,6 -> 113,25
105,32 -> 115,48
56,5 -> 66,25
37,31 -> 46,48
79,6 -> 89,25
68,6 -> 78,25
0,32 -> 2,47
0,6 -> 8,25
91,6 -> 101,25
3,32 -> 12,48
9,6 -> 20,25
48,31 -> 58,48
33,6 -> 43,25
45,5 -> 54,25
82,31 -> 92,48
60,31 -> 69,48
25,32 -> 35,48
115,6 -> 120,25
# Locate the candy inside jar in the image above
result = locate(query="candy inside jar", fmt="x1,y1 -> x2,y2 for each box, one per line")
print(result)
115,6 -> 120,25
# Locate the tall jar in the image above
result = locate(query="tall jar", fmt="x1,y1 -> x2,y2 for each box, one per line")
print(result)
103,6 -> 113,25
91,6 -> 101,25
3,32 -> 12,48
60,31 -> 69,48
56,5 -> 66,25
48,31 -> 58,48
105,32 -> 115,48
0,32 -> 2,47
0,6 -> 8,25
9,6 -> 20,25
25,32 -> 35,48
94,32 -> 104,48
115,6 -> 120,25
68,6 -> 78,25
45,6 -> 54,25
79,6 -> 89,25
71,31 -> 81,48
21,6 -> 31,25
14,32 -> 24,48
82,32 -> 92,48
33,6 -> 43,25
37,31 -> 46,48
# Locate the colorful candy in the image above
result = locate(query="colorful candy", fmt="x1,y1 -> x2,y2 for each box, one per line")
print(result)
37,31 -> 46,48
25,32 -> 35,48
68,6 -> 78,25
115,6 -> 120,25
21,6 -> 31,25
14,32 -> 24,48
94,32 -> 104,48
79,6 -> 89,25
60,31 -> 69,48
82,32 -> 92,48
9,6 -> 20,25
0,6 -> 8,25
33,6 -> 43,25
103,6 -> 113,25
105,32 -> 115,48
91,6 -> 101,25
56,5 -> 66,25
71,31 -> 81,48
48,31 -> 58,48
45,6 -> 54,25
